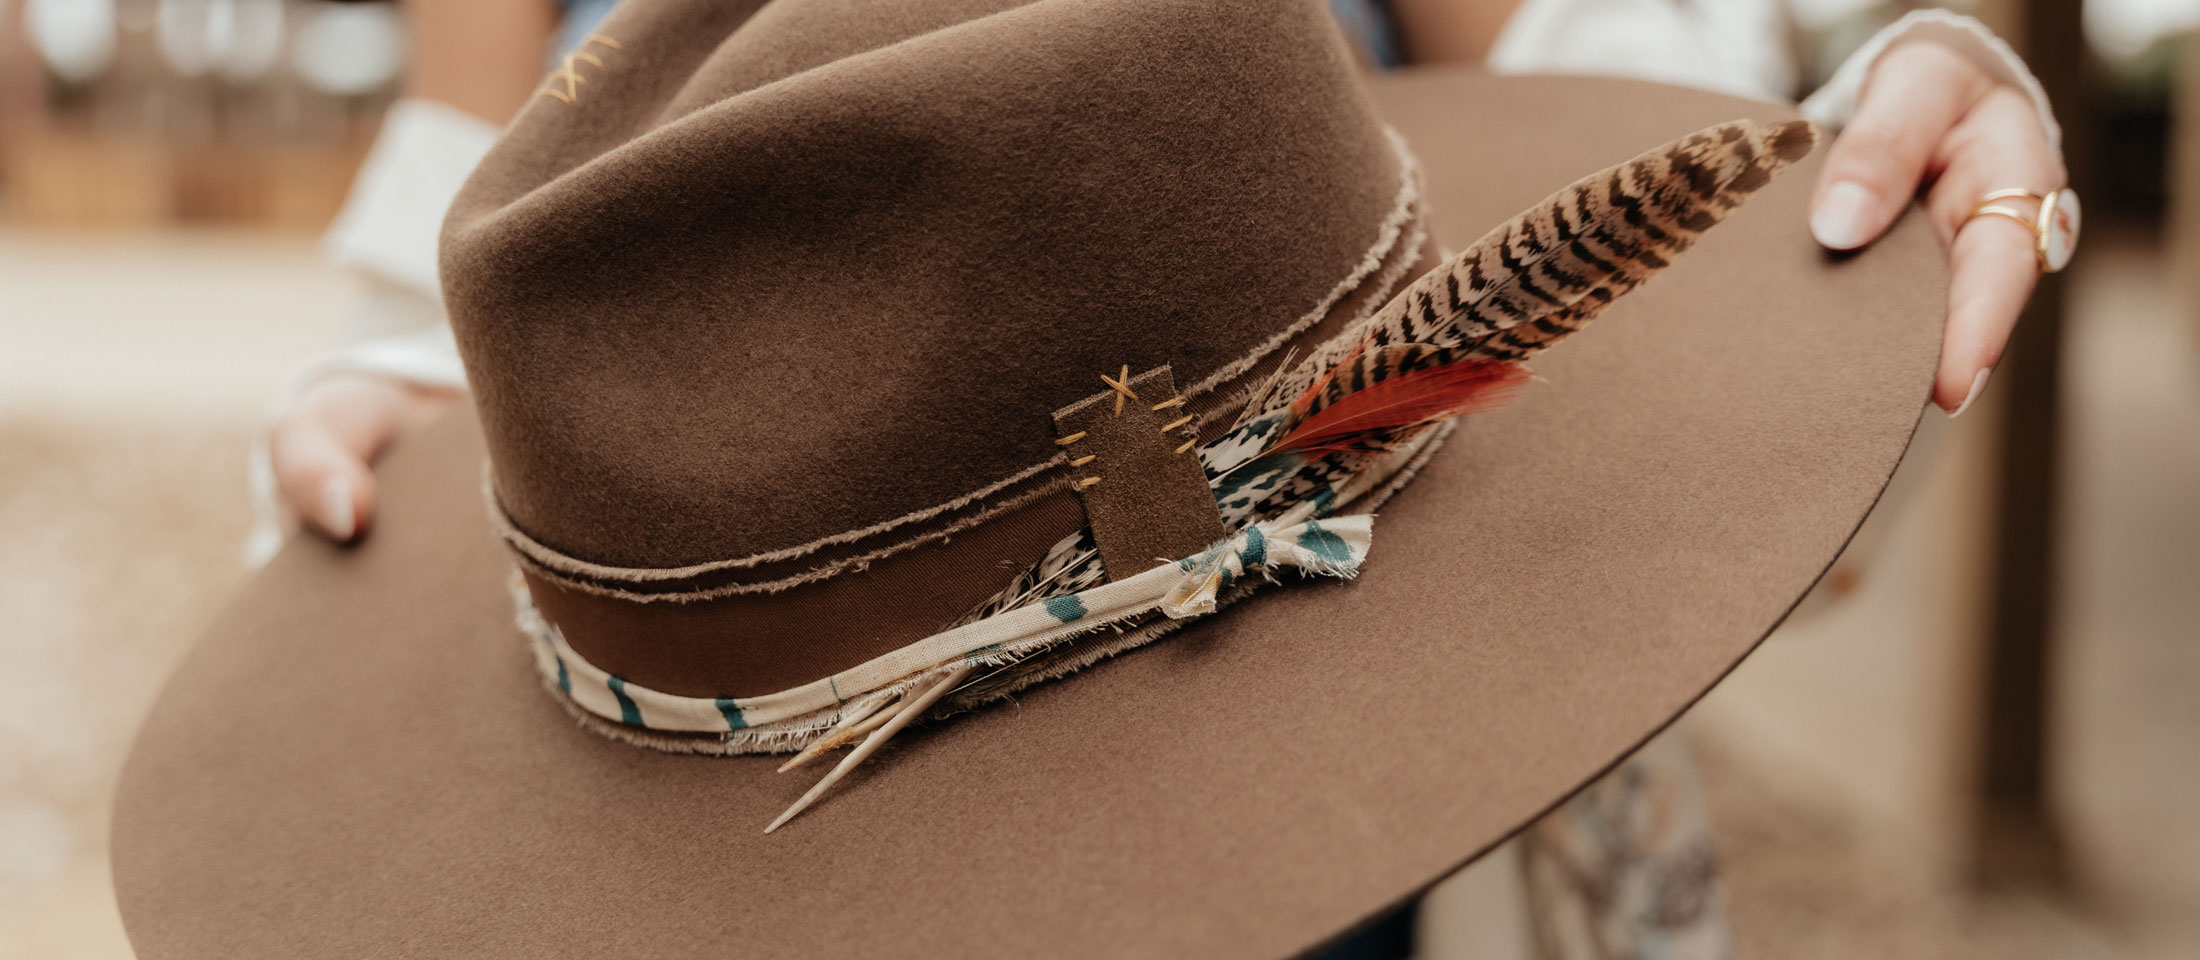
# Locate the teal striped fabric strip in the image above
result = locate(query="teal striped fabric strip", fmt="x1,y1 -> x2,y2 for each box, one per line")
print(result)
716,698 -> 747,730
515,422 -> 1435,748
607,676 -> 642,727
528,511 -> 1373,738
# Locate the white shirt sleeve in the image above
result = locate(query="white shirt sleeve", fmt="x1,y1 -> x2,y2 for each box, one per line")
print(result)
1487,0 -> 1798,102
1798,9 -> 2061,149
322,98 -> 500,306
1490,2 -> 2057,147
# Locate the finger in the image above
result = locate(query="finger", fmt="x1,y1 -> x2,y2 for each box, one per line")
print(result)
1939,218 -> 2038,414
269,412 -> 378,542
1924,87 -> 2062,413
268,374 -> 443,542
1921,86 -> 2065,245
1810,42 -> 1995,251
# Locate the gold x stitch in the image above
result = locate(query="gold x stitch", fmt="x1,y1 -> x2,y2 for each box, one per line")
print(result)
537,33 -> 622,105
1099,364 -> 1140,417
541,58 -> 589,103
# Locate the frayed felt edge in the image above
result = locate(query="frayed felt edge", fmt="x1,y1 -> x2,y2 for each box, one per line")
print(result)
496,471 -> 1075,603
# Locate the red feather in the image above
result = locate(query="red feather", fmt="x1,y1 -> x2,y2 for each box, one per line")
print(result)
1287,335 -> 1372,419
1270,360 -> 1530,457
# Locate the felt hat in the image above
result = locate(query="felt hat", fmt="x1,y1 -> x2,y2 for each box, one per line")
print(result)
111,0 -> 1944,956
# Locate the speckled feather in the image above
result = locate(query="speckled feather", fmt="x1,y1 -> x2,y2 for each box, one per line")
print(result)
944,119 -> 1822,712
1278,119 -> 1818,419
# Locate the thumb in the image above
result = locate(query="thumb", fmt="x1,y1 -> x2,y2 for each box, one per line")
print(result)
270,413 -> 379,542
269,373 -> 461,543
269,375 -> 419,543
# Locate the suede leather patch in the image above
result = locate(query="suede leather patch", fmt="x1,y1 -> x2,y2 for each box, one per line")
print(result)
1054,366 -> 1226,582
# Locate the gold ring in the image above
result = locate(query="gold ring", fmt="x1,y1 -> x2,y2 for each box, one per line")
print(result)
1961,187 -> 2081,273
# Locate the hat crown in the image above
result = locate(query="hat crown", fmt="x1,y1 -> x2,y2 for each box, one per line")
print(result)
442,0 -> 1413,572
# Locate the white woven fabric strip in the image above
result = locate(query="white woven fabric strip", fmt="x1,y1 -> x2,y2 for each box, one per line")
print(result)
517,423 -> 1438,746
526,512 -> 1372,734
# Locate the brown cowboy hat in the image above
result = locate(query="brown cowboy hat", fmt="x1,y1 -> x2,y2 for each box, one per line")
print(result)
112,0 -> 1943,956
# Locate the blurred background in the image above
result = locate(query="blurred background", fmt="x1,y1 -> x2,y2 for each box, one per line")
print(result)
0,0 -> 2194,956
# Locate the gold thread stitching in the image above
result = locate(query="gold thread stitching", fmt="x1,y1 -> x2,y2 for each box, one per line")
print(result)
1069,455 -> 1097,467
1175,437 -> 1198,455
540,57 -> 589,103
1100,364 -> 1140,417
1075,476 -> 1102,489
537,33 -> 621,105
1055,432 -> 1087,446
1159,414 -> 1194,433
1150,396 -> 1184,411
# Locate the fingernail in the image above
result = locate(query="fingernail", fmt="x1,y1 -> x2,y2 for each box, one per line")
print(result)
1811,181 -> 1876,250
1949,367 -> 1992,418
321,476 -> 357,541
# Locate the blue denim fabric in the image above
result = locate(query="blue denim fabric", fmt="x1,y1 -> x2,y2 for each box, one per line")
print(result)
1330,0 -> 1405,69
556,0 -> 622,59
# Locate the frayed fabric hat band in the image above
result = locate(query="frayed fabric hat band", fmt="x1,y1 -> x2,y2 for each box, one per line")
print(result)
518,513 -> 1373,741
512,426 -> 1438,751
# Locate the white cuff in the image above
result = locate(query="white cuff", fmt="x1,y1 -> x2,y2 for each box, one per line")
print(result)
1487,0 -> 1796,103
1799,10 -> 2061,153
321,98 -> 500,303
243,327 -> 470,566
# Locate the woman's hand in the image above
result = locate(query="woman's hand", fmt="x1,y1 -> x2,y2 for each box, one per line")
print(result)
1808,40 -> 2065,416
270,373 -> 460,542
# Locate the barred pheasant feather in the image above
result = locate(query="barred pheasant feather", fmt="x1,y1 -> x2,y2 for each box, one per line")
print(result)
1263,118 -> 1819,451
770,119 -> 1819,831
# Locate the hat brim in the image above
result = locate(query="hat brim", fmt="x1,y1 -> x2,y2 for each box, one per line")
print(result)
112,71 -> 1943,959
